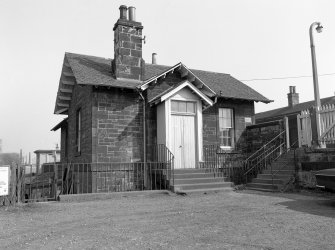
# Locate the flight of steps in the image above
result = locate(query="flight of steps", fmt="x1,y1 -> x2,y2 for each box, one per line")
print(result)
170,168 -> 233,193
246,150 -> 296,192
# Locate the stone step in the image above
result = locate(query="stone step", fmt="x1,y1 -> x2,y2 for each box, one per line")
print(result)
272,160 -> 295,165
245,150 -> 296,192
178,187 -> 233,194
257,173 -> 291,180
262,169 -> 295,175
246,183 -> 279,190
173,177 -> 227,185
172,182 -> 232,192
251,178 -> 285,185
174,168 -> 222,174
246,186 -> 278,192
173,168 -> 217,174
173,172 -> 217,179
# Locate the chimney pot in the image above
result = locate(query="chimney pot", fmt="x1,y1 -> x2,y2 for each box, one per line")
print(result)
289,86 -> 294,94
128,6 -> 136,21
288,86 -> 299,107
152,53 -> 157,64
119,5 -> 128,20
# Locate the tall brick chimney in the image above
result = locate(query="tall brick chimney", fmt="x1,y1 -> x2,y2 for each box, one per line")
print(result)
112,5 -> 145,81
287,86 -> 299,107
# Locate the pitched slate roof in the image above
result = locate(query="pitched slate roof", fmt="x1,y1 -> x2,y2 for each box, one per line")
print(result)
256,96 -> 335,122
55,52 -> 271,114
65,52 -> 141,89
65,52 -> 270,102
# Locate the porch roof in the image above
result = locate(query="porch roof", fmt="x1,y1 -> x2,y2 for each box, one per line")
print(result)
148,80 -> 214,107
51,118 -> 68,131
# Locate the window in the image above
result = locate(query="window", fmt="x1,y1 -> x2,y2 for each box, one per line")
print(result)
171,100 -> 195,114
218,108 -> 234,148
64,126 -> 68,157
76,109 -> 81,153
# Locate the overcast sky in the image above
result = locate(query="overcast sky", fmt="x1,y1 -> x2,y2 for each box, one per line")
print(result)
1,0 -> 334,156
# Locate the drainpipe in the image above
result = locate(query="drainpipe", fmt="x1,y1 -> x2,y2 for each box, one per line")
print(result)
138,90 -> 146,163
138,89 -> 148,189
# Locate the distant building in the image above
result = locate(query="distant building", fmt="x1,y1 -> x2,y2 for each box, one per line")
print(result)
34,150 -> 60,173
255,86 -> 335,146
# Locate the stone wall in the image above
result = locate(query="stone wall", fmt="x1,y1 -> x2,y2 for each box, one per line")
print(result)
246,120 -> 284,153
295,148 -> 335,188
91,164 -> 145,193
65,84 -> 93,163
92,88 -> 143,163
203,98 -> 255,152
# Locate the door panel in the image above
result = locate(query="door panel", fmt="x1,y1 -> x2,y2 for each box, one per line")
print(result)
171,115 -> 183,169
171,115 -> 196,169
183,116 -> 196,168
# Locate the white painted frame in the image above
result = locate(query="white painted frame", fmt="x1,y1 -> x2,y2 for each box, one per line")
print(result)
160,80 -> 213,107
164,88 -> 204,165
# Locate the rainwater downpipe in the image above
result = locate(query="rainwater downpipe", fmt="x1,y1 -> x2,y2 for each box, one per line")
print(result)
138,90 -> 146,163
138,89 -> 148,189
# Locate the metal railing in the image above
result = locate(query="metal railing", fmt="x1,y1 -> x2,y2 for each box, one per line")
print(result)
244,130 -> 287,184
22,145 -> 174,202
269,140 -> 298,191
201,145 -> 245,184
23,162 -> 172,202
151,144 -> 174,186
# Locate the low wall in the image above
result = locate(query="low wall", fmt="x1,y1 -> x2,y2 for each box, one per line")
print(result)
246,120 -> 285,154
295,148 -> 335,188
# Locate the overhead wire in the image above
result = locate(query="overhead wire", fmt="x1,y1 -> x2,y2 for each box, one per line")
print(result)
241,72 -> 335,81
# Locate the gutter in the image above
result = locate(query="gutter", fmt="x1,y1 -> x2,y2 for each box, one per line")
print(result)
202,96 -> 217,112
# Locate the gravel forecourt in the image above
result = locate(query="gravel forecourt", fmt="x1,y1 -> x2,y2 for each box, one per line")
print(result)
1,190 -> 335,250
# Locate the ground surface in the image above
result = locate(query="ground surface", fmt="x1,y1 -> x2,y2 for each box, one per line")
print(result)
1,190 -> 335,250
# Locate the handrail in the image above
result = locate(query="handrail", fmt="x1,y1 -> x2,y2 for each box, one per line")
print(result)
270,140 -> 298,177
244,130 -> 287,183
243,142 -> 284,177
270,140 -> 298,191
245,130 -> 286,162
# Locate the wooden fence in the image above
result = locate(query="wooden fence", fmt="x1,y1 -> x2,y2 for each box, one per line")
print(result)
297,104 -> 335,147
319,104 -> 335,144
0,164 -> 24,206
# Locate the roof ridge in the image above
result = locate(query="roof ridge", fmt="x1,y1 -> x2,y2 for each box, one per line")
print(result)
65,52 -> 112,60
256,95 -> 335,116
190,68 -> 230,75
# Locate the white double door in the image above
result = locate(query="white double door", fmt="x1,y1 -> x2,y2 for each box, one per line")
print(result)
171,114 -> 196,169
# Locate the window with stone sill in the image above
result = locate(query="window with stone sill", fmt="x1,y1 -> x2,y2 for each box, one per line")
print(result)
218,108 -> 235,148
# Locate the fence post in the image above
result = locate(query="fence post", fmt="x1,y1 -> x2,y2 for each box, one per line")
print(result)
284,116 -> 290,150
11,164 -> 17,206
54,163 -> 58,200
53,149 -> 58,200
297,114 -> 302,147
310,106 -> 321,147
17,163 -> 22,204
